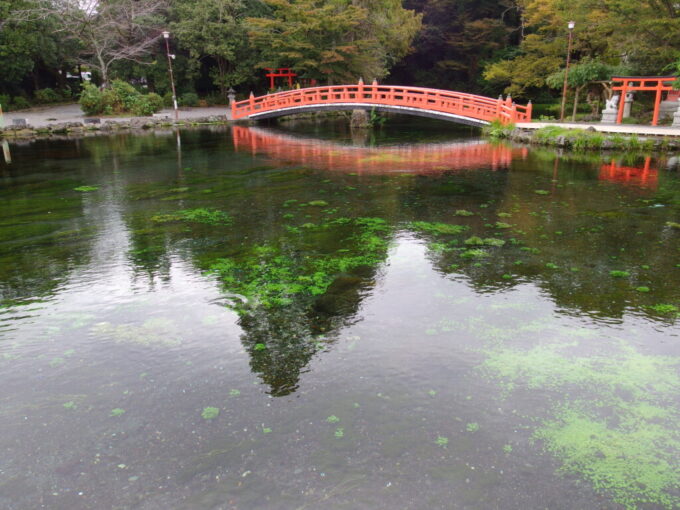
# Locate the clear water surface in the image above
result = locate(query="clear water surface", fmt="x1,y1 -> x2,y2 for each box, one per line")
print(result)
0,118 -> 679,510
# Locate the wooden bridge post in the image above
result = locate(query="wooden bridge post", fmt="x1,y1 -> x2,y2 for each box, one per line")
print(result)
526,100 -> 532,122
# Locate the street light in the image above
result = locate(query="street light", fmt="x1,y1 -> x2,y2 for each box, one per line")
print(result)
559,21 -> 576,122
162,31 -> 179,121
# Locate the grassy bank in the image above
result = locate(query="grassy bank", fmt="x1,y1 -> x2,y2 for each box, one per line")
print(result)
485,121 -> 680,152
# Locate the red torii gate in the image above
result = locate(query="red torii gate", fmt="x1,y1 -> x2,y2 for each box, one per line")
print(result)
613,76 -> 677,126
264,68 -> 297,89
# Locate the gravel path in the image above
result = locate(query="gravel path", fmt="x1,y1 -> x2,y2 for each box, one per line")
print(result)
0,103 -> 231,128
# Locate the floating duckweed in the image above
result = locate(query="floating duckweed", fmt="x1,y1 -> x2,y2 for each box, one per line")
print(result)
262,427 -> 272,434
110,408 -> 126,417
307,200 -> 329,207
635,286 -> 650,293
503,444 -> 513,453
534,190 -> 550,195
502,274 -> 513,280
201,407 -> 220,420
455,209 -> 475,216
326,415 -> 340,423
545,263 -> 559,269
74,186 -> 99,192
229,389 -> 241,396
334,427 -> 344,438
609,270 -> 630,278
466,422 -> 479,432
498,212 -> 512,218
63,401 -> 76,410
435,436 -> 449,447
495,222 -> 512,229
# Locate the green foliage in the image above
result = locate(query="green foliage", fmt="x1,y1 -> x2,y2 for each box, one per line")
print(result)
180,92 -> 199,107
484,119 -> 515,139
410,221 -> 468,236
201,406 -> 220,420
34,88 -> 61,104
79,80 -> 163,116
247,0 -> 421,84
209,217 -> 390,310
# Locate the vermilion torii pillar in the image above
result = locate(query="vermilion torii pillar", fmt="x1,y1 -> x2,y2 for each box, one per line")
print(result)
613,76 -> 677,126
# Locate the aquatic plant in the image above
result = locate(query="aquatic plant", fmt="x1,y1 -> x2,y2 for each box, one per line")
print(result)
262,427 -> 272,434
461,248 -> 489,259
466,422 -> 479,432
326,415 -> 340,423
209,217 -> 391,310
482,343 -> 680,509
534,190 -> 550,195
152,208 -> 231,225
609,270 -> 630,278
495,222 -> 512,229
110,408 -> 126,417
635,286 -> 650,293
335,427 -> 344,438
648,304 -> 678,314
63,401 -> 76,410
503,444 -> 513,454
229,389 -> 241,396
409,221 -> 468,236
201,407 -> 220,420
545,263 -> 559,269
73,185 -> 99,192
435,436 -> 449,447
307,200 -> 329,207
454,210 -> 475,217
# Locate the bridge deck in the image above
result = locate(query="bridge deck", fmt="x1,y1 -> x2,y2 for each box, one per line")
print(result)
232,84 -> 531,126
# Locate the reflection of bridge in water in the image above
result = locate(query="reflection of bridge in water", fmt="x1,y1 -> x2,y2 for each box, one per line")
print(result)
231,126 -> 527,174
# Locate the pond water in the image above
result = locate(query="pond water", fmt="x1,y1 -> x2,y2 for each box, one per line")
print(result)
1,119 -> 679,510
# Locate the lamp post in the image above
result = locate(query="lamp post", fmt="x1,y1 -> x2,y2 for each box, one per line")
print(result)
162,31 -> 179,121
559,21 -> 576,122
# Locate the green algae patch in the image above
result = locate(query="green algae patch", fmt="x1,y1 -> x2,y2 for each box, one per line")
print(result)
209,217 -> 391,310
307,200 -> 329,207
409,221 -> 468,236
481,342 -> 680,509
201,407 -> 220,420
152,208 -> 231,226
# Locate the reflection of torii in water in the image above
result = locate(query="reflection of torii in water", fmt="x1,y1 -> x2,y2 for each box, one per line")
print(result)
231,126 -> 527,174
599,156 -> 659,189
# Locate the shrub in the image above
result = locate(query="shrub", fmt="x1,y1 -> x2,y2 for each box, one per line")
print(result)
79,82 -> 104,115
162,91 -> 174,107
34,88 -> 61,104
79,80 -> 163,116
0,94 -> 11,111
11,97 -> 31,110
180,92 -> 199,107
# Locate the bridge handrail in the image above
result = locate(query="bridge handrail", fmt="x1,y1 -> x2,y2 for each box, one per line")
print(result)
232,84 -> 531,124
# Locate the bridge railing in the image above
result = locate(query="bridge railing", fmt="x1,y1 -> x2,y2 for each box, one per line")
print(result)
232,84 -> 531,124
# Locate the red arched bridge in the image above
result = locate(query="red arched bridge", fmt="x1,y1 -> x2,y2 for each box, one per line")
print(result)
231,82 -> 532,127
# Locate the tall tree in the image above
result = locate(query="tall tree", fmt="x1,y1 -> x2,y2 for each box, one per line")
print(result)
20,0 -> 169,87
246,0 -> 421,85
390,0 -> 520,91
483,0 -> 680,97
171,0 -> 264,98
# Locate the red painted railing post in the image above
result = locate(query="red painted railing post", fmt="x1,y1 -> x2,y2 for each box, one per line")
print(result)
526,100 -> 532,122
